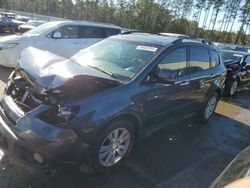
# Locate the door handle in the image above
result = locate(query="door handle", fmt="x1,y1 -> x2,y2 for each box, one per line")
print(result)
179,81 -> 190,86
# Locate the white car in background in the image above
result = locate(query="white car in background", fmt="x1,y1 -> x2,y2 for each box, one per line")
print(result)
18,20 -> 47,33
0,21 -> 121,67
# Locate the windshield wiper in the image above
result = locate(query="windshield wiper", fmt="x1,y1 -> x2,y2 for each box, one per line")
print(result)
87,65 -> 119,79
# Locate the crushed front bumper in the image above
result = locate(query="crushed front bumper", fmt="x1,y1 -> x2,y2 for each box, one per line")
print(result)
0,95 -> 94,170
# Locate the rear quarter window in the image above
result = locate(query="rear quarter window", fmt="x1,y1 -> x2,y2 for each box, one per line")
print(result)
210,50 -> 220,68
104,28 -> 121,37
78,26 -> 104,38
244,55 -> 250,65
56,25 -> 78,38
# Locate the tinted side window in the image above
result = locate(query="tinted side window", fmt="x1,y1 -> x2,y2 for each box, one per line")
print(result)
78,26 -> 104,38
158,47 -> 188,77
105,29 -> 121,37
245,55 -> 250,65
56,25 -> 78,38
210,50 -> 220,68
189,47 -> 210,73
2,17 -> 10,21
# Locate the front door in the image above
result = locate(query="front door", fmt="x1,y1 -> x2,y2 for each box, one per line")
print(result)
47,25 -> 80,57
142,47 -> 196,130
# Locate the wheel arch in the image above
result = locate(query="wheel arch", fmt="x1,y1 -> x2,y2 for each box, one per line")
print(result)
101,112 -> 142,140
230,70 -> 241,82
214,88 -> 222,99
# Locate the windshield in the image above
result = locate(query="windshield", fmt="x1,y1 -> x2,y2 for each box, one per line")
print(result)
72,38 -> 161,81
24,21 -> 59,35
220,51 -> 244,64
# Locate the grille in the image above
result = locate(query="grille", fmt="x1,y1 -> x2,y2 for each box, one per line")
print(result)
6,77 -> 42,113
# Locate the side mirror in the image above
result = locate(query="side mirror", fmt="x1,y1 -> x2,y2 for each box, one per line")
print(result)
242,61 -> 246,66
52,31 -> 62,39
157,68 -> 176,84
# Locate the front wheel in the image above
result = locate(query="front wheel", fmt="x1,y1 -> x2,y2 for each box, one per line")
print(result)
92,120 -> 135,172
201,92 -> 219,121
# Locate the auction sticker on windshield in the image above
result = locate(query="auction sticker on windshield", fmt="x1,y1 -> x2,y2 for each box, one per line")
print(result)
136,45 -> 158,52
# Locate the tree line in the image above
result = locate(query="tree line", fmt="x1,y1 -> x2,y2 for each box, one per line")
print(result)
1,0 -> 250,45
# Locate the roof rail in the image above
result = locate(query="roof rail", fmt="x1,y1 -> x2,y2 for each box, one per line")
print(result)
120,30 -> 143,35
120,31 -> 188,38
174,37 -> 214,46
73,20 -> 118,27
121,31 -> 189,37
157,33 -> 190,39
119,31 -> 214,46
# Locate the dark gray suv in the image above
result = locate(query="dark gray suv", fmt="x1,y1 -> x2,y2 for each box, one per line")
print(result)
0,33 -> 226,172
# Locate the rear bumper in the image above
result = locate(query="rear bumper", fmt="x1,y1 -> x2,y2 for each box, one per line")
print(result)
0,96 -> 94,170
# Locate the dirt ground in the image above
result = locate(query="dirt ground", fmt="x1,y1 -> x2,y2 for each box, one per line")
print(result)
0,66 -> 249,188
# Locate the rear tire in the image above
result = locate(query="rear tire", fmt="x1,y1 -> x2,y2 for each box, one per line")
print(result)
200,92 -> 219,121
10,26 -> 15,33
92,120 -> 135,172
226,78 -> 238,96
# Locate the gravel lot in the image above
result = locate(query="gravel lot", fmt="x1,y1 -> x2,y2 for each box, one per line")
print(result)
0,66 -> 249,188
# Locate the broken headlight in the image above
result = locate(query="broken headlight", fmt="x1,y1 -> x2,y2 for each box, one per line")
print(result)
39,105 -> 80,127
57,105 -> 79,120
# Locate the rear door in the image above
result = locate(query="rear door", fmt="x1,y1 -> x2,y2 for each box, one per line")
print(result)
187,46 -> 215,108
77,26 -> 105,50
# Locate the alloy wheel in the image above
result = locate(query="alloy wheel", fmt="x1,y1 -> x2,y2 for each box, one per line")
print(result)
99,128 -> 130,167
204,96 -> 217,119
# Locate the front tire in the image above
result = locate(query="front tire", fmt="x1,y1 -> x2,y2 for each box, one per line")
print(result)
92,120 -> 135,172
201,92 -> 219,121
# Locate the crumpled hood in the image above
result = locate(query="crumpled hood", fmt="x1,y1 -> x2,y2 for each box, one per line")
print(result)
17,47 -> 120,97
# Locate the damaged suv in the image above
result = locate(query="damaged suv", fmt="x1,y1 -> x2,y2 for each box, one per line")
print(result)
0,33 -> 226,171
